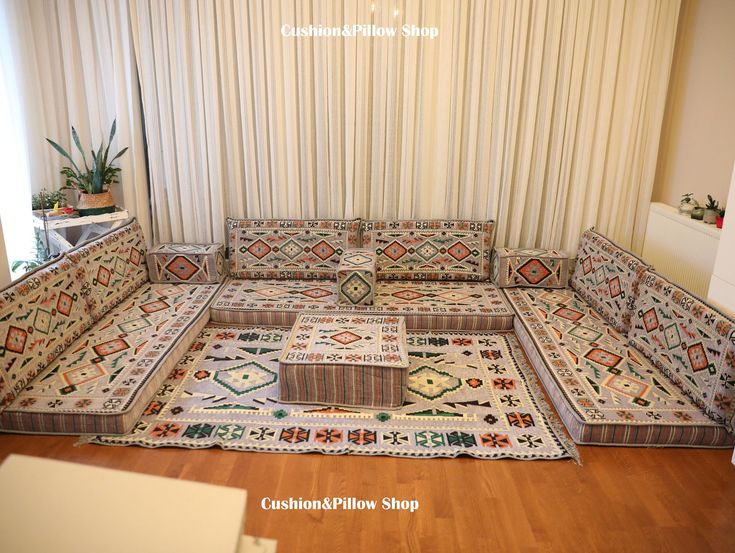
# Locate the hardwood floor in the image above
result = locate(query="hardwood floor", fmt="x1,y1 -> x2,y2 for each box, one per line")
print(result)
0,434 -> 733,552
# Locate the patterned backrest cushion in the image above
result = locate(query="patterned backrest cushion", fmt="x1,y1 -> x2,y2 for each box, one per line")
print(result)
227,218 -> 361,279
0,256 -> 93,409
629,270 -> 735,433
67,219 -> 148,320
361,220 -> 494,281
570,229 -> 650,334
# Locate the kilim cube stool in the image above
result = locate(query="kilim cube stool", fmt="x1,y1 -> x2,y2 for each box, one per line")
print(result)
492,248 -> 569,288
148,243 -> 226,283
337,249 -> 377,305
278,313 -> 409,409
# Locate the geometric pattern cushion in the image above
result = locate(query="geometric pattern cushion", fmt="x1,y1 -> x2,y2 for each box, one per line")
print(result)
629,270 -> 735,435
570,228 -> 651,335
0,257 -> 94,410
227,218 -> 361,280
67,219 -> 149,321
505,287 -> 734,446
492,248 -> 569,288
279,314 -> 409,408
209,278 -> 514,331
147,243 -> 226,284
337,249 -> 376,305
0,282 -> 220,434
361,220 -> 494,281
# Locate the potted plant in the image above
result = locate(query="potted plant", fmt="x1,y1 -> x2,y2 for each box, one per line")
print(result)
679,192 -> 697,216
716,208 -> 725,229
704,195 -> 719,224
691,205 -> 705,220
45,120 -> 127,216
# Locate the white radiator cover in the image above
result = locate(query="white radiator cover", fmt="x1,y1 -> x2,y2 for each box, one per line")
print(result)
642,202 -> 721,297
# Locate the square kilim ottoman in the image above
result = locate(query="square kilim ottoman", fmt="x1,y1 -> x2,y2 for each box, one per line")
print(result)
492,248 -> 569,288
148,243 -> 226,284
278,313 -> 409,409
337,249 -> 377,305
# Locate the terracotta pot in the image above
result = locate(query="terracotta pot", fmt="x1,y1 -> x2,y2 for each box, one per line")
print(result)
77,191 -> 115,216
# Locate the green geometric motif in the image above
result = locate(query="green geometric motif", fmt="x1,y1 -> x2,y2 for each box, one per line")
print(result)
408,366 -> 462,400
568,325 -> 602,342
415,430 -> 445,448
664,323 -> 681,350
33,308 -> 52,334
212,361 -> 277,396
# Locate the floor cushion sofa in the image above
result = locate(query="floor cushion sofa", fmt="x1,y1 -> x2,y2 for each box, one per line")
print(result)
0,220 -> 221,434
211,218 -> 514,330
505,229 -> 735,446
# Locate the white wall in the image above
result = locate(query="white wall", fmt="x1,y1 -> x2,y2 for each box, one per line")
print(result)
708,162 -> 735,315
653,0 -> 735,208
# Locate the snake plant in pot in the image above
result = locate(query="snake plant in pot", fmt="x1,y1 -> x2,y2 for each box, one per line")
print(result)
46,120 -> 128,216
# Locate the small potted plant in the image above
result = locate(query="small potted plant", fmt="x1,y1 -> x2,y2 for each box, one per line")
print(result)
46,120 -> 128,216
679,192 -> 697,216
704,195 -> 719,224
691,204 -> 705,220
716,208 -> 725,229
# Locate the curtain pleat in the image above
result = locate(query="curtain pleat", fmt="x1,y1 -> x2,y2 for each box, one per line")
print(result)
8,0 -> 680,253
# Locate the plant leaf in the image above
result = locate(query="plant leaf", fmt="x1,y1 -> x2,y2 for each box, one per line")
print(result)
45,138 -> 82,175
71,127 -> 90,173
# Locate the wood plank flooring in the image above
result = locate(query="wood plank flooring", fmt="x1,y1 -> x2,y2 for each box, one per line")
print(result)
1,434 -> 733,552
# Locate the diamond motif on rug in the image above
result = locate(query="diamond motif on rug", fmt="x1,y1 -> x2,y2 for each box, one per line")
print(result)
409,366 -> 462,400
663,323 -> 681,350
553,307 -> 584,322
391,289 -> 425,301
517,259 -> 552,285
213,361 -> 277,396
568,325 -> 603,342
687,343 -> 709,372
56,292 -> 74,317
342,252 -> 373,265
300,287 -> 333,299
62,363 -> 107,386
608,276 -> 622,298
416,242 -> 440,261
447,241 -> 471,261
340,273 -> 371,304
33,308 -> 52,335
584,347 -> 622,368
4,326 -> 28,354
97,266 -> 111,287
312,240 -> 336,261
255,286 -> 289,298
643,308 -> 659,332
165,256 -> 199,281
247,239 -> 272,259
602,373 -> 650,399
117,317 -> 153,334
383,241 -> 408,261
330,331 -> 362,345
280,239 -> 304,259
140,299 -> 170,314
93,338 -> 130,357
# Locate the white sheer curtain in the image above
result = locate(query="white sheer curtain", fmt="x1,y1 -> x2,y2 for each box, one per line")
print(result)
129,0 -> 680,252
5,0 -> 152,244
0,0 -> 35,279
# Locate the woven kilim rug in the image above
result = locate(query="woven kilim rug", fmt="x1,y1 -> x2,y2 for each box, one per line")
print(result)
82,326 -> 578,461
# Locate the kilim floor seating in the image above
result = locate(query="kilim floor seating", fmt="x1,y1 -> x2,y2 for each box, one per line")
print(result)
0,220 -> 221,435
504,229 -> 735,447
214,218 -> 514,331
